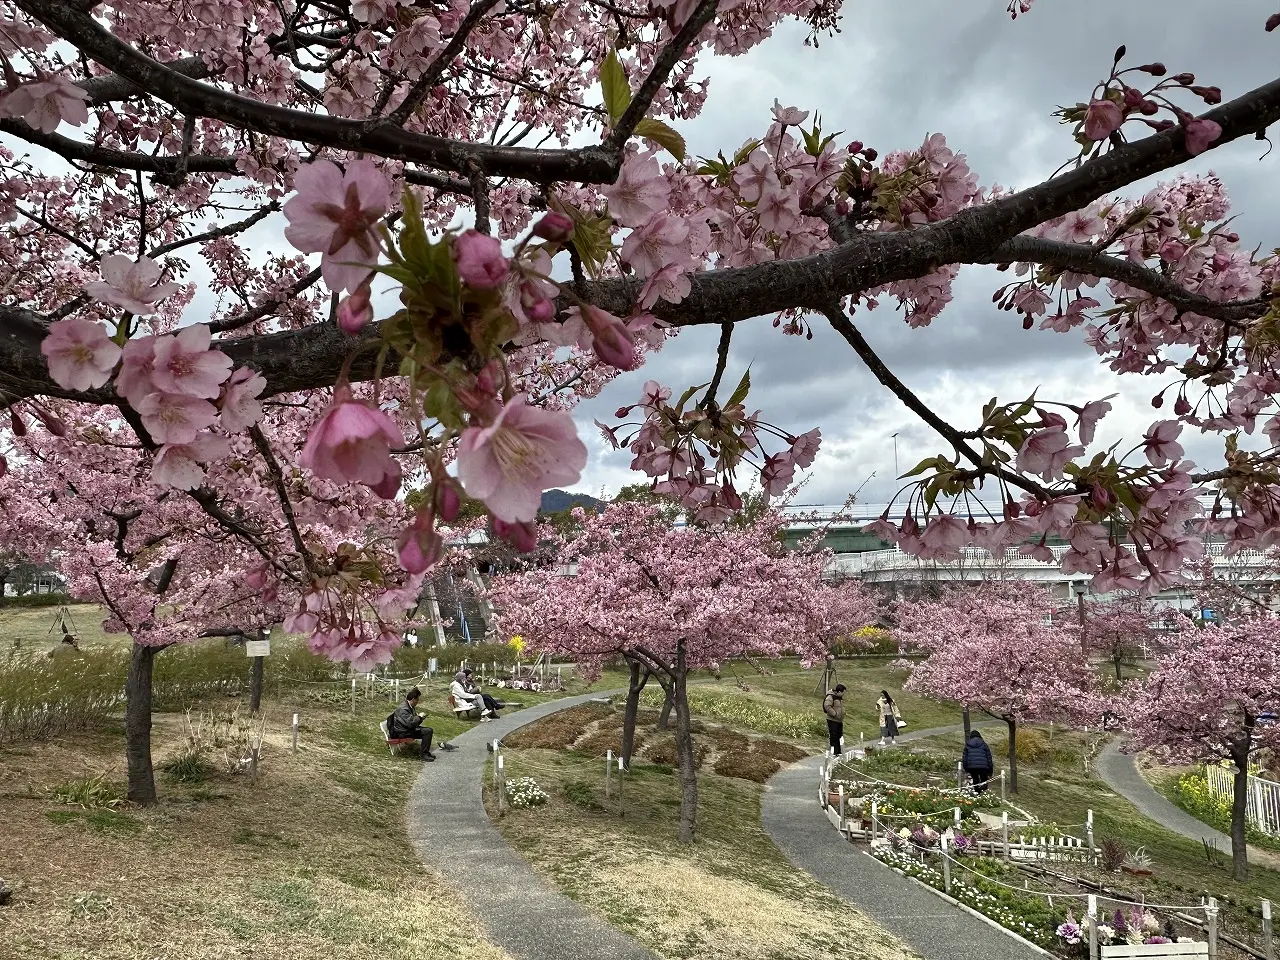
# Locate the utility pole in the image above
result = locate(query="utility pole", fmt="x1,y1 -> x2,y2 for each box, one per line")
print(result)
891,432 -> 899,477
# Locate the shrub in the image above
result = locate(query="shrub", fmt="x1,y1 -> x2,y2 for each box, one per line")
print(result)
832,625 -> 896,656
562,780 -> 601,809
162,746 -> 214,783
49,774 -> 124,810
644,735 -> 708,769
505,776 -> 549,809
640,687 -> 825,740
1099,837 -> 1127,872
712,751 -> 781,783
0,647 -> 126,742
0,592 -> 74,609
1015,728 -> 1048,764
751,739 -> 809,763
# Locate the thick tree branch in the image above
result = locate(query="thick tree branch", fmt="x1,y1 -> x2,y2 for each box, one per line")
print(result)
982,236 -> 1273,324
247,423 -> 314,572
17,0 -> 617,182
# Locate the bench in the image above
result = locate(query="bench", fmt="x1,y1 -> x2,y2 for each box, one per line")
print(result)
448,694 -> 481,719
379,719 -> 419,755
1101,943 -> 1208,958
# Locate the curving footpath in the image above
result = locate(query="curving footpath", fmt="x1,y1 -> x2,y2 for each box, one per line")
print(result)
761,724 -> 1041,960
406,691 -> 656,960
1093,739 -> 1232,849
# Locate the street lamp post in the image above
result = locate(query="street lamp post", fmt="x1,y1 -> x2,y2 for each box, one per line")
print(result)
1073,580 -> 1088,657
891,432 -> 899,477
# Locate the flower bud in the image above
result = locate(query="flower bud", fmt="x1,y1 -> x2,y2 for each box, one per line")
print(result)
834,199 -> 850,216
582,306 -> 637,371
453,229 -> 509,289
436,481 -> 461,522
1172,72 -> 1195,84
1191,85 -> 1222,104
1174,394 -> 1191,416
1137,62 -> 1166,75
476,360 -> 501,396
1113,44 -> 1126,62
847,140 -> 863,154
34,407 -> 67,437
862,147 -> 877,161
493,518 -> 537,553
1268,12 -> 1280,32
1151,393 -> 1164,408
531,211 -> 574,242
337,281 -> 373,335
9,407 -> 26,437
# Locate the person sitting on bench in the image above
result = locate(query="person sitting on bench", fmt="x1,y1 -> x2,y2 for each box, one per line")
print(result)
390,687 -> 436,760
451,669 -> 493,720
461,668 -> 504,719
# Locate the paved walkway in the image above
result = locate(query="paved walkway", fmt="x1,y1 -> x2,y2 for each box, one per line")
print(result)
761,727 -> 1040,960
405,691 -> 656,960
1093,739 -> 1232,848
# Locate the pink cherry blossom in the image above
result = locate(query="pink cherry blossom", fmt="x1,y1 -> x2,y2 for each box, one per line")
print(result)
919,514 -> 970,558
1075,397 -> 1114,445
40,317 -> 121,391
218,366 -> 266,433
136,392 -> 219,445
337,282 -> 373,334
1183,118 -> 1222,156
1143,420 -> 1184,466
760,451 -> 795,495
453,229 -> 509,288
770,100 -> 809,126
456,394 -> 587,523
1016,427 -> 1083,481
493,518 -> 538,552
150,325 -> 233,399
283,159 -> 392,294
0,74 -> 90,133
151,432 -> 232,490
84,255 -> 181,316
578,305 -> 638,371
532,211 -> 574,242
601,152 -> 669,228
114,336 -> 158,409
639,263 -> 692,308
300,388 -> 405,491
789,428 -> 821,468
1083,99 -> 1124,141
620,213 -> 689,278
397,510 -> 443,573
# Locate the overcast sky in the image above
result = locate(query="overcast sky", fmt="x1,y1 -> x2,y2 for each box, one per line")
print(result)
568,0 -> 1280,507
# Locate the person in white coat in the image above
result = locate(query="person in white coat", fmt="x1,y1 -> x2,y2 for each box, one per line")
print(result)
451,670 -> 491,720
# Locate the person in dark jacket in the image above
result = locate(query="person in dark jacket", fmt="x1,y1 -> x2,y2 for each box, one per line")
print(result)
822,684 -> 846,755
961,729 -> 994,792
390,687 -> 436,761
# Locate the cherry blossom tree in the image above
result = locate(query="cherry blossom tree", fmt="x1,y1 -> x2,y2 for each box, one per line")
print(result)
1,1 -> 1280,704
1069,592 -> 1162,683
895,580 -> 1107,792
1126,616 -> 1280,880
488,501 -> 829,842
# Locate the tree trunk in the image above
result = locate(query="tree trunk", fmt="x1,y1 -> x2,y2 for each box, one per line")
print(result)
962,707 -> 971,737
1229,745 -> 1251,881
1005,715 -> 1018,794
658,685 -> 674,730
249,654 -> 264,714
1113,654 -> 1123,684
672,640 -> 698,844
125,641 -> 158,805
621,659 -> 649,769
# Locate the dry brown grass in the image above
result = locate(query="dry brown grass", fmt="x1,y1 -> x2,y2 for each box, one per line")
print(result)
749,739 -> 808,764
0,700 -> 510,960
711,751 -> 781,783
501,702 -> 612,750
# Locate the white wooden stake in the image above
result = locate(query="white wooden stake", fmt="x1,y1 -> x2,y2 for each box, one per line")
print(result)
350,677 -> 356,715
1207,897 -> 1219,960
870,799 -> 878,842
954,806 -> 961,828
838,784 -> 845,826
957,760 -> 964,788
1001,811 -> 1009,859
1261,899 -> 1273,960
1086,808 -> 1094,851
1000,769 -> 1007,802
941,834 -> 951,894
497,754 -> 506,816
1088,895 -> 1099,960
291,713 -> 299,753
606,749 -> 613,798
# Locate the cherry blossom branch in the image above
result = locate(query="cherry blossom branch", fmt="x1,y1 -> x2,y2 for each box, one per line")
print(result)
247,424 -> 314,573
383,0 -> 505,125
701,322 -> 733,409
821,303 -> 1050,501
980,236 -> 1272,324
207,267 -> 323,334
602,0 -> 720,154
18,0 -> 618,182
146,203 -> 281,260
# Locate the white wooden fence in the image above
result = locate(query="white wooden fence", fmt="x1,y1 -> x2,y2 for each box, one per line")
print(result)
1205,765 -> 1280,836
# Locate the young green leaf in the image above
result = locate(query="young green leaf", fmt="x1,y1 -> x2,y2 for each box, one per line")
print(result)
600,50 -> 631,125
633,117 -> 686,161
726,367 -> 751,408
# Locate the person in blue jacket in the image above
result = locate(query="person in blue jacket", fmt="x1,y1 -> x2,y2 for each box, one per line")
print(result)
962,729 -> 994,793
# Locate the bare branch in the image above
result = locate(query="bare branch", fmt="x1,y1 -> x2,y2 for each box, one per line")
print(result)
247,423 -> 314,572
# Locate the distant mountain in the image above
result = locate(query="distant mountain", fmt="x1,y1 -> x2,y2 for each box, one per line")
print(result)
540,489 -> 606,513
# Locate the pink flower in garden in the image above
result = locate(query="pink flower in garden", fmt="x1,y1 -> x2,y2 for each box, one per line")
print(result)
1016,427 -> 1082,481
283,159 -> 392,294
136,392 -> 218,445
0,74 -> 90,133
620,213 -> 689,278
601,152 -> 670,228
577,305 -> 638,371
789,428 -> 822,468
493,518 -> 538,552
456,394 -> 587,523
337,281 -> 373,334
1183,117 -> 1222,156
149,324 -> 233,399
1083,99 -> 1124,141
453,229 -> 509,288
114,336 -> 158,408
770,100 -> 809,126
84,255 -> 180,316
532,211 -> 574,242
1143,420 -> 1184,466
760,452 -> 795,496
397,511 -> 444,573
218,366 -> 266,433
1075,397 -> 1114,445
151,432 -> 232,490
299,387 -> 405,492
40,317 -> 121,391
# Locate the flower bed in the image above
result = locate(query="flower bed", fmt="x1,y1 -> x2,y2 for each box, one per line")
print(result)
505,776 -> 549,809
